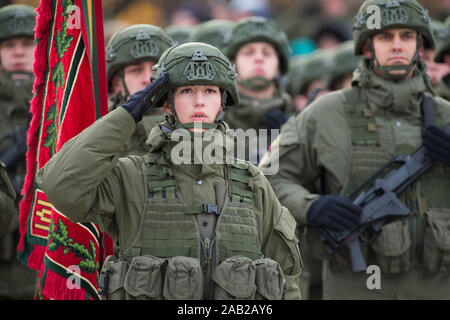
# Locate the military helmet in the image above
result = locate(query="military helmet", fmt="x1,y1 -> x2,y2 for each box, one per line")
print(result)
325,41 -> 362,89
286,50 -> 334,96
188,19 -> 234,52
151,42 -> 239,110
434,17 -> 450,63
428,20 -> 448,49
0,4 -> 36,43
164,25 -> 194,45
223,16 -> 290,74
105,24 -> 173,86
353,0 -> 435,55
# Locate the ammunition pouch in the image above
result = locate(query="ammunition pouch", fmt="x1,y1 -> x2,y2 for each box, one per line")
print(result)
99,255 -> 129,300
212,256 -> 286,300
370,219 -> 412,274
162,256 -> 204,300
422,208 -> 450,273
100,255 -> 286,300
124,255 -> 166,300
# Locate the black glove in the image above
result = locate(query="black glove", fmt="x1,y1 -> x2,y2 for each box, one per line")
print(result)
307,195 -> 362,231
121,72 -> 169,123
422,125 -> 450,167
263,109 -> 290,130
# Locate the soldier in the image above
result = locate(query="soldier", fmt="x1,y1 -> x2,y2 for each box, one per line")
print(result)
325,40 -> 363,91
188,19 -> 234,52
35,42 -> 303,300
0,4 -> 38,299
260,0 -> 450,299
106,24 -> 173,156
223,16 -> 294,164
433,17 -> 450,100
285,50 -> 334,113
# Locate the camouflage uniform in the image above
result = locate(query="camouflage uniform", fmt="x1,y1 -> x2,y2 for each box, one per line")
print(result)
260,0 -> 450,299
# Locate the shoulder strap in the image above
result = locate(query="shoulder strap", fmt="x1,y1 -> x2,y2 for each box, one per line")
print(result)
421,93 -> 436,128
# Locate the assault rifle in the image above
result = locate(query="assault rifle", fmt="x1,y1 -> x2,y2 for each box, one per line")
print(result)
319,94 -> 450,272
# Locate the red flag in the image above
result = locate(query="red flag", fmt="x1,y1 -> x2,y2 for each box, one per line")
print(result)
17,0 -> 112,300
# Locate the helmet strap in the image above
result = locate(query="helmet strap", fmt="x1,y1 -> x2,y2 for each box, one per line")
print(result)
117,69 -> 130,100
238,76 -> 274,91
368,36 -> 422,81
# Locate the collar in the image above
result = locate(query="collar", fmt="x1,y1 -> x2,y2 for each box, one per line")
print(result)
352,59 -> 427,118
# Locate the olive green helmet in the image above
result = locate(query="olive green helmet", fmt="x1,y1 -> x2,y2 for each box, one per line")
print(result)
188,19 -> 234,52
223,16 -> 290,74
0,4 -> 36,43
353,0 -> 435,55
286,50 -> 335,96
151,42 -> 239,109
105,24 -> 174,87
434,16 -> 450,63
164,25 -> 194,45
325,41 -> 362,89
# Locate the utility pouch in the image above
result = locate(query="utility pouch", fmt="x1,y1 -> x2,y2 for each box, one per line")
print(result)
212,256 -> 256,300
423,208 -> 450,273
162,256 -> 204,300
370,219 -> 411,274
124,255 -> 166,300
100,255 -> 129,300
253,258 -> 286,300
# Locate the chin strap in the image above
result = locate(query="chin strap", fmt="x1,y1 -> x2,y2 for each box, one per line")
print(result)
238,76 -> 274,91
3,70 -> 34,81
368,36 -> 422,81
117,69 -> 130,101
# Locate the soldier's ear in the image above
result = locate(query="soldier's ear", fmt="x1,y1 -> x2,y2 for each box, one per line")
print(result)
362,42 -> 371,59
163,100 -> 171,114
110,72 -> 122,95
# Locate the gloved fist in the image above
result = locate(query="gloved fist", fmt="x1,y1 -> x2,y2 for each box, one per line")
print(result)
263,109 -> 290,130
121,72 -> 169,123
422,125 -> 450,167
307,195 -> 362,231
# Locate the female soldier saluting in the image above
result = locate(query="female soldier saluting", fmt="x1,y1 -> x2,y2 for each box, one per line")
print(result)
36,42 -> 302,300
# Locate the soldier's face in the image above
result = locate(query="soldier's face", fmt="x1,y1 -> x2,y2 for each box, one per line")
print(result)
0,36 -> 35,75
235,42 -> 279,81
365,28 -> 422,78
166,85 -> 222,132
112,61 -> 155,98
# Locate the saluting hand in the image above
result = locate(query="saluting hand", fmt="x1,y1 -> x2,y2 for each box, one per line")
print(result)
121,72 -> 169,123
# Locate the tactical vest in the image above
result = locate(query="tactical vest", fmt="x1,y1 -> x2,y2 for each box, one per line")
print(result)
104,149 -> 266,300
339,87 -> 450,274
